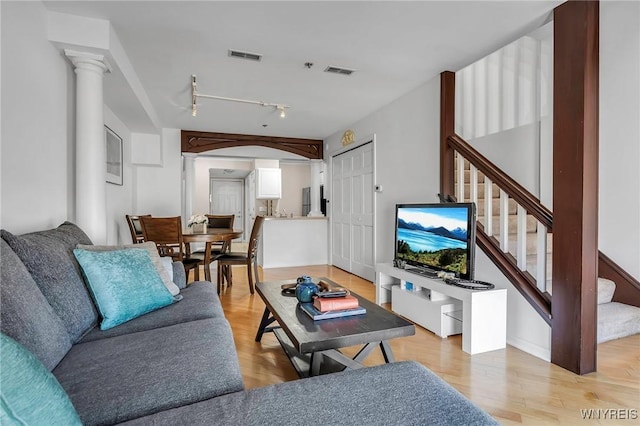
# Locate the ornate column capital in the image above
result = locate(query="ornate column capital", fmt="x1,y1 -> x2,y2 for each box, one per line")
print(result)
64,49 -> 111,74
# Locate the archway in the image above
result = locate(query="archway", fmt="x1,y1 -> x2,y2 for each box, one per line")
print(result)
181,130 -> 323,159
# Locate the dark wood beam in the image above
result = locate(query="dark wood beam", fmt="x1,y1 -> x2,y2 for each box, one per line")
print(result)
551,0 -> 599,375
181,130 -> 323,160
440,71 -> 456,199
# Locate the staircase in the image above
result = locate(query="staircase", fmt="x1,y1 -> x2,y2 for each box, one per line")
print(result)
451,137 -> 640,343
441,15 -> 639,372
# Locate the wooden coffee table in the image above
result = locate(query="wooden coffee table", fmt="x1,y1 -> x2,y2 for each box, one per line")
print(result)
255,277 -> 415,378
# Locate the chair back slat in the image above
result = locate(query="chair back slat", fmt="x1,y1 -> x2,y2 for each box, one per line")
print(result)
140,216 -> 185,261
206,214 -> 235,229
125,214 -> 151,244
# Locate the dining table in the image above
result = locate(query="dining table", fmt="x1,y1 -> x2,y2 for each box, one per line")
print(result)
182,227 -> 243,282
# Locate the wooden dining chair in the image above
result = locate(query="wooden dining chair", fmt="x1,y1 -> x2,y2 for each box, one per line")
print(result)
216,215 -> 265,295
191,214 -> 235,269
125,214 -> 151,244
206,214 -> 235,252
140,216 -> 203,282
206,214 -> 235,228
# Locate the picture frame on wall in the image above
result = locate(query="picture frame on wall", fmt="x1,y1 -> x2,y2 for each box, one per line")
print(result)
105,126 -> 123,185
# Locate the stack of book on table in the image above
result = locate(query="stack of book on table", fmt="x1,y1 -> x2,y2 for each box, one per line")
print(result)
300,290 -> 366,321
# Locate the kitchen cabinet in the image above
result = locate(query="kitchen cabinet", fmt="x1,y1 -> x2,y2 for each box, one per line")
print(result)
255,168 -> 281,199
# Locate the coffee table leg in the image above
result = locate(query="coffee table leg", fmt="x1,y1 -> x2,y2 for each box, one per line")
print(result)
310,352 -> 323,376
255,307 -> 276,342
379,341 -> 396,363
352,342 -> 379,363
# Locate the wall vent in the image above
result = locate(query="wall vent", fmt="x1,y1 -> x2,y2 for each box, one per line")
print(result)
228,49 -> 262,62
324,66 -> 355,76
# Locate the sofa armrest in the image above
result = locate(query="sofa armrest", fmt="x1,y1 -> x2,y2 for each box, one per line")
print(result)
119,361 -> 499,425
172,262 -> 187,289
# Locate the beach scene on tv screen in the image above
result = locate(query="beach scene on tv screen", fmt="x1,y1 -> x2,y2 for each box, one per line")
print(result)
396,206 -> 469,274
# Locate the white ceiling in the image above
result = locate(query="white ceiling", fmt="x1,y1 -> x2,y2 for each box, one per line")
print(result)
43,1 -> 561,141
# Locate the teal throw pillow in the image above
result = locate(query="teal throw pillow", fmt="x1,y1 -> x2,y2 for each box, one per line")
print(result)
0,333 -> 82,425
73,248 -> 174,330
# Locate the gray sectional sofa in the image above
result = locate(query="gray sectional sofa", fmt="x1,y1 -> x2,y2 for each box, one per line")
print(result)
1,222 -> 498,425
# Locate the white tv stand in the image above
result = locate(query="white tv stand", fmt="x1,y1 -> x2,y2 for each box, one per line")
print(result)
375,263 -> 506,355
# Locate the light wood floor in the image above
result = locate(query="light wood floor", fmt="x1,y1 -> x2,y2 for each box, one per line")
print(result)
200,264 -> 639,425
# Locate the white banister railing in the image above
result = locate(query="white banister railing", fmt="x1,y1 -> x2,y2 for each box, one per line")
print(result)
484,176 -> 493,235
454,152 -> 551,295
499,189 -> 509,253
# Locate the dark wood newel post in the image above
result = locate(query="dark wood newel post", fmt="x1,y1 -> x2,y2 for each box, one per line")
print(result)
551,0 -> 599,375
440,71 -> 456,199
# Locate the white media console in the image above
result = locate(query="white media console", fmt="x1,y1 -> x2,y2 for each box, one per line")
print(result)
375,263 -> 507,355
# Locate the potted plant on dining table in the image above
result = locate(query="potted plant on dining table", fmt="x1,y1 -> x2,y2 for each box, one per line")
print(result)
187,214 -> 208,233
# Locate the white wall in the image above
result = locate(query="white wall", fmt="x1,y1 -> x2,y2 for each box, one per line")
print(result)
104,106 -> 134,245
599,1 -> 640,280
1,1 -> 74,233
324,77 -> 441,264
279,162 -> 311,216
468,122 -> 539,195
134,128 -> 182,217
475,249 -> 551,360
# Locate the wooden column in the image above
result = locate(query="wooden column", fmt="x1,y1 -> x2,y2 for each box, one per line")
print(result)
440,71 -> 456,199
551,0 -> 599,375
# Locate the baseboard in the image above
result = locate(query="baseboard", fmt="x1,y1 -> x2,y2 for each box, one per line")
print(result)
507,336 -> 551,362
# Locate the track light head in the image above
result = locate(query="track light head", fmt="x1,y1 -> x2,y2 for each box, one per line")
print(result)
191,74 -> 198,117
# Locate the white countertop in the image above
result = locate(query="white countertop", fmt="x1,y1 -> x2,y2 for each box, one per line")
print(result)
263,216 -> 327,221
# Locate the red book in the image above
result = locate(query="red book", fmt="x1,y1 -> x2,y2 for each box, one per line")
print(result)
313,294 -> 359,312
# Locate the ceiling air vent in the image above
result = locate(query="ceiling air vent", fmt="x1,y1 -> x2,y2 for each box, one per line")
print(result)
228,49 -> 262,62
324,66 -> 355,76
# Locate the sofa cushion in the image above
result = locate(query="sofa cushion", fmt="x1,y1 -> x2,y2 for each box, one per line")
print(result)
0,240 -> 71,370
0,334 -> 82,425
120,361 -> 498,426
1,222 -> 98,342
79,281 -> 224,343
53,318 -> 244,425
77,242 -> 180,296
73,248 -> 175,330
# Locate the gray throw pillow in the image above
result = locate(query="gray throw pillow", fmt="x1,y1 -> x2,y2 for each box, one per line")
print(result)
0,240 -> 72,371
1,222 -> 98,343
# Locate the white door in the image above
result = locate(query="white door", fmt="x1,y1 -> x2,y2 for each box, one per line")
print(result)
331,142 -> 375,281
332,154 -> 352,271
210,179 -> 244,237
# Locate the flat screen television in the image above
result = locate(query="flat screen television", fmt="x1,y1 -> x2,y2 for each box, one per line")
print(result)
394,202 -> 476,280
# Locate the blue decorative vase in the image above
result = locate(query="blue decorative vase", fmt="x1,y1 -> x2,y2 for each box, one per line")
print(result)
295,276 -> 318,303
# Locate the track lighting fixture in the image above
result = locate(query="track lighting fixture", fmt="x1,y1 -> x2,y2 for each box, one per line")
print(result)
191,75 -> 198,116
190,74 -> 290,118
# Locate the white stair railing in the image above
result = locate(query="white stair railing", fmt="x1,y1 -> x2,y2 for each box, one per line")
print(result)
454,151 -> 551,296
